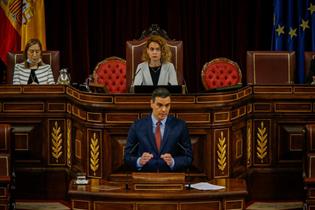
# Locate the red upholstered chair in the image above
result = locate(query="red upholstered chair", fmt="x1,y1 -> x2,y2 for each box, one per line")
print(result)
92,56 -> 127,93
126,24 -> 185,92
6,51 -> 60,84
201,57 -> 242,90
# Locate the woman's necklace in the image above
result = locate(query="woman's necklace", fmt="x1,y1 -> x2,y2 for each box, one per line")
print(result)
150,66 -> 161,73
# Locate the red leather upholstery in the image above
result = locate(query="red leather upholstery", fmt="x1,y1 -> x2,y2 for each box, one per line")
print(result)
201,58 -> 242,90
6,51 -> 60,84
93,56 -> 126,93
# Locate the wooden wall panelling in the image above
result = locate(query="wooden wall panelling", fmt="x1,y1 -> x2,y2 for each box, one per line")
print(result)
103,128 -> 114,179
72,124 -> 85,173
304,124 -> 315,209
109,135 -> 126,174
105,126 -> 130,181
13,123 -> 42,164
0,124 -> 11,208
307,124 -> 315,152
230,126 -> 247,177
191,136 -> 207,175
277,124 -> 305,164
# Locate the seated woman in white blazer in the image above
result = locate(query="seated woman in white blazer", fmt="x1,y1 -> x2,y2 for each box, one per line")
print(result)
13,38 -> 55,85
132,35 -> 178,87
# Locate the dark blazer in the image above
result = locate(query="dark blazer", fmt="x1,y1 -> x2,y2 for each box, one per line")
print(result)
124,115 -> 192,172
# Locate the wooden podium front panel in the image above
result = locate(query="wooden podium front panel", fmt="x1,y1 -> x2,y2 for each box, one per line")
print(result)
72,200 -> 91,210
94,201 -> 133,210
93,201 -> 225,210
137,203 -> 177,210
180,201 -> 221,210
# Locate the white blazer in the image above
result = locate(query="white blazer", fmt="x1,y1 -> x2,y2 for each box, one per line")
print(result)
13,63 -> 55,85
133,62 -> 178,86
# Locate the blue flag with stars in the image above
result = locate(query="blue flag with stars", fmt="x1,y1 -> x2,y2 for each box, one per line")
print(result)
272,0 -> 315,83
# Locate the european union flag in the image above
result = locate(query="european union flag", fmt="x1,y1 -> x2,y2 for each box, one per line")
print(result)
272,0 -> 315,83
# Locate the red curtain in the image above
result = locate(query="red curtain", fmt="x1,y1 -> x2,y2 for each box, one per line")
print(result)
43,0 -> 273,92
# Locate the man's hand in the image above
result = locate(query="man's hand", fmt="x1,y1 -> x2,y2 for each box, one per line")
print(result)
139,152 -> 153,166
160,153 -> 174,166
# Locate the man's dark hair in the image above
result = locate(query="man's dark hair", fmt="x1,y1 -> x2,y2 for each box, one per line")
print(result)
151,87 -> 170,102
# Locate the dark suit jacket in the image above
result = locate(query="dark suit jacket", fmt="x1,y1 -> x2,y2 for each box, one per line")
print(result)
124,115 -> 192,172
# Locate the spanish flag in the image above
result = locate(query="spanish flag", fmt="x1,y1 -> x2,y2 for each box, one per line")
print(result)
21,0 -> 46,50
0,0 -> 46,64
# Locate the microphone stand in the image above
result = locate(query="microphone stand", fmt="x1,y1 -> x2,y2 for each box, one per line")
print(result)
177,142 -> 191,190
125,142 -> 139,191
125,170 -> 129,192
130,68 -> 141,92
187,165 -> 191,190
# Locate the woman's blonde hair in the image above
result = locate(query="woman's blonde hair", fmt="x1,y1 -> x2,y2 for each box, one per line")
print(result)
141,35 -> 172,63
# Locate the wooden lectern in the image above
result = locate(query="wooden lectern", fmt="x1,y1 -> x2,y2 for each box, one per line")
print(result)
131,172 -> 185,191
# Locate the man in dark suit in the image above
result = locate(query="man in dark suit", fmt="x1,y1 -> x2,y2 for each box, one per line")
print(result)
124,87 -> 192,172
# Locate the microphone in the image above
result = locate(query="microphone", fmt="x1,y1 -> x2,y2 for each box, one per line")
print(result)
177,142 -> 186,154
125,142 -> 139,191
182,78 -> 188,94
177,142 -> 191,190
129,142 -> 139,154
130,68 -> 142,92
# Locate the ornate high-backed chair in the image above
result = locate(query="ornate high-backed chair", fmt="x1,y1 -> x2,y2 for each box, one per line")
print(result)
246,51 -> 295,85
126,24 -> 184,92
201,57 -> 242,90
6,51 -> 60,84
91,56 -> 127,93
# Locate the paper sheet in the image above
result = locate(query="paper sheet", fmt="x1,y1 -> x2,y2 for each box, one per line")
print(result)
188,182 -> 225,190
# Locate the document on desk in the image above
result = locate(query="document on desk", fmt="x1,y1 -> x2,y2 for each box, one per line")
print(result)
189,182 -> 225,190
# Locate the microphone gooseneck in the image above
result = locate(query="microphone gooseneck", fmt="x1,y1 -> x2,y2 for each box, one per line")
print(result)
129,142 -> 139,154
177,142 -> 191,190
130,68 -> 142,92
125,141 -> 139,191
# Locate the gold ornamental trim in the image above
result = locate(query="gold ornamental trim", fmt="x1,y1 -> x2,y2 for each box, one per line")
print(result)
256,121 -> 268,163
51,121 -> 63,163
67,119 -> 71,167
247,122 -> 252,167
217,132 -> 227,172
90,133 -> 100,176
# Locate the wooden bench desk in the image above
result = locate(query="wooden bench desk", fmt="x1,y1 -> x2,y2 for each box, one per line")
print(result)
69,178 -> 247,210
